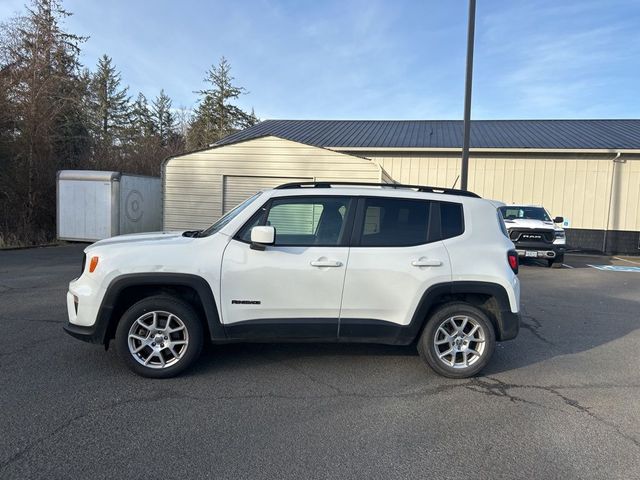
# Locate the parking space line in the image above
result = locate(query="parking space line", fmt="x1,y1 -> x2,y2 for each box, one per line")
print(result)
562,264 -> 574,269
614,256 -> 640,266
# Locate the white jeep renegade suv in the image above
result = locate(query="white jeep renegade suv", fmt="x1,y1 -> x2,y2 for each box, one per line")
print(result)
64,182 -> 521,379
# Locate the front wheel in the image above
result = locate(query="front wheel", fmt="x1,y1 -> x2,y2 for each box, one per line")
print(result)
115,295 -> 204,378
417,302 -> 496,378
549,253 -> 564,268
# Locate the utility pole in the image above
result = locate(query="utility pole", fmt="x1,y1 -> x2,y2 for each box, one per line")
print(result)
460,0 -> 476,191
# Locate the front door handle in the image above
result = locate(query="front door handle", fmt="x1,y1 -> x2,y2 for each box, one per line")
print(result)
411,258 -> 443,267
310,259 -> 343,267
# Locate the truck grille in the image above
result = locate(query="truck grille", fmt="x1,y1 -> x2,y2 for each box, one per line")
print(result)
509,229 -> 554,243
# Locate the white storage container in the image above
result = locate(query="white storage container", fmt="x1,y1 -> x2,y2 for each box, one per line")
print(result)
57,170 -> 162,241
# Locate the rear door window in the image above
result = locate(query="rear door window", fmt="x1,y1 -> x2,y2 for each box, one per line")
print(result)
356,197 -> 431,247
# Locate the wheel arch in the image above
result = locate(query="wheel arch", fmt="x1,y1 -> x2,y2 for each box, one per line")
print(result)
97,273 -> 225,347
411,281 -> 519,342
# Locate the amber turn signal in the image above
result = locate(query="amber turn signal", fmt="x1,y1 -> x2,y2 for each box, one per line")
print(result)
89,256 -> 99,273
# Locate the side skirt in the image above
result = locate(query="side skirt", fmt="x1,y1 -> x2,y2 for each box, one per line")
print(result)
222,318 -> 415,345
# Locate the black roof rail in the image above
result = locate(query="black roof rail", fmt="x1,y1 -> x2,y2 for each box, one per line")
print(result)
274,181 -> 481,198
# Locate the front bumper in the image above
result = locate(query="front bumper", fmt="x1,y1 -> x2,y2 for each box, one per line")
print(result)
63,321 -> 108,345
514,241 -> 565,259
64,277 -> 108,345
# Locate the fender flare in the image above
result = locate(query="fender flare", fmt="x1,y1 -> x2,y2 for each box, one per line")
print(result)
409,281 -> 518,342
96,273 -> 226,343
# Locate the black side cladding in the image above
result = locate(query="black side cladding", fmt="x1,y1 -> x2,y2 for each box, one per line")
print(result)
63,273 -> 225,345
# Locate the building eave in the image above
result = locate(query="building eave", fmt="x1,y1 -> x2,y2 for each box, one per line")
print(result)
330,147 -> 640,155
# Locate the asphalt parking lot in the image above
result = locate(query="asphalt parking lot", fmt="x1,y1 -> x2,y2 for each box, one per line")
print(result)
1,245 -> 639,479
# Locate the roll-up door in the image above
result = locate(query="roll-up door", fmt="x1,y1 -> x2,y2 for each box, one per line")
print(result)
222,175 -> 312,214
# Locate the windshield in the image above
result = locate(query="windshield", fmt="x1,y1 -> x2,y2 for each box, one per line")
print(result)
199,192 -> 262,237
499,206 -> 551,222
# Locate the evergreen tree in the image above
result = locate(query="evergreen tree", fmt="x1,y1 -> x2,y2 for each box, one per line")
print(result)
88,54 -> 131,151
248,107 -> 259,126
151,89 -> 175,146
130,92 -> 153,138
187,57 -> 257,149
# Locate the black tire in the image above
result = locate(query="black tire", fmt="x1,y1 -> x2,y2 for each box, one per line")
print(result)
115,295 -> 204,378
550,254 -> 564,268
417,302 -> 496,379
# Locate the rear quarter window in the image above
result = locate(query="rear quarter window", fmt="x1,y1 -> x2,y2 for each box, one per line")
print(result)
440,202 -> 464,239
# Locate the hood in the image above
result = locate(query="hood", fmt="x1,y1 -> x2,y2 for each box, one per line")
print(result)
503,218 -> 562,231
85,231 -> 196,252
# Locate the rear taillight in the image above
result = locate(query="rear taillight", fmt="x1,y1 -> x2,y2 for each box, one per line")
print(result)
508,249 -> 519,274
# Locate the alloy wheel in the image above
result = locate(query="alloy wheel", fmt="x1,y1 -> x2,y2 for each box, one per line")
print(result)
127,310 -> 189,369
433,315 -> 486,369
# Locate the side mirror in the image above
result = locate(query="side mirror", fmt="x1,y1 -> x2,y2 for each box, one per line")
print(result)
553,216 -> 564,224
250,226 -> 275,250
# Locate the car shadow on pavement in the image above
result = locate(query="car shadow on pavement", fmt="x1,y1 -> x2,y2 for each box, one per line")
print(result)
188,341 -> 418,374
183,272 -> 639,379
483,279 -> 639,375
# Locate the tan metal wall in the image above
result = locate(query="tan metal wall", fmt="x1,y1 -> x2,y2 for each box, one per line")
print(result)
163,136 -> 386,230
221,175 -> 311,214
348,151 -> 640,232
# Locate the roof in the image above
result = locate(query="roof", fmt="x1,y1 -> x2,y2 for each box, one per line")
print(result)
274,181 -> 480,197
215,119 -> 640,150
58,170 -> 120,182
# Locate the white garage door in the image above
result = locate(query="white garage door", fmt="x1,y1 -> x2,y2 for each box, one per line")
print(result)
222,175 -> 313,214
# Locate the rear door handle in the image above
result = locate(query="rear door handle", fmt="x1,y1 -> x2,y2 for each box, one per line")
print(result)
310,259 -> 343,267
411,258 -> 443,267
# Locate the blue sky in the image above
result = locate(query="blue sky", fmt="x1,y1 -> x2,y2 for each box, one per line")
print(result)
2,0 -> 639,120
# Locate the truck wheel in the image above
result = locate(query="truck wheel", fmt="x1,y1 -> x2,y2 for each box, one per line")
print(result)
548,254 -> 564,268
115,295 -> 204,378
417,302 -> 496,379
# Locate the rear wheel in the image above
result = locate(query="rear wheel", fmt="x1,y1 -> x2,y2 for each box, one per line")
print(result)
417,302 -> 496,378
115,295 -> 204,378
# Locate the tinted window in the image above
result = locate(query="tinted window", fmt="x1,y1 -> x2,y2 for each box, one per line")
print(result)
499,206 -> 550,222
440,202 -> 464,239
359,198 -> 430,247
239,196 -> 351,246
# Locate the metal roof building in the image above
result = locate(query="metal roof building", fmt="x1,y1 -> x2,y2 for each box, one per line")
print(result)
216,119 -> 640,150
164,120 -> 640,254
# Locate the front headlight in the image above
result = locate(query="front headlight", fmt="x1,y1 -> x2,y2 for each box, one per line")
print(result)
554,231 -> 565,239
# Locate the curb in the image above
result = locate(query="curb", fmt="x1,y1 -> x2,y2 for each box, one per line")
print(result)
0,243 -> 62,251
